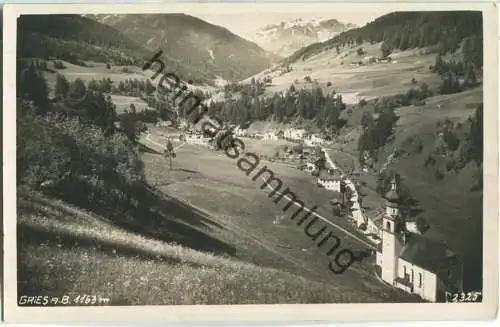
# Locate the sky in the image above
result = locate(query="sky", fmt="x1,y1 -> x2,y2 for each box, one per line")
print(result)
192,11 -> 390,42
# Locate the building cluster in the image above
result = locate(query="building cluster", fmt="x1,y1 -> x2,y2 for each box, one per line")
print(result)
302,151 -> 381,242
350,56 -> 393,68
231,125 -> 327,146
184,131 -> 210,145
164,116 -> 463,303
376,177 -> 463,302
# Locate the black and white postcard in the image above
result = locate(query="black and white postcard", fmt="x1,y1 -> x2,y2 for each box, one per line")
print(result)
2,1 -> 498,323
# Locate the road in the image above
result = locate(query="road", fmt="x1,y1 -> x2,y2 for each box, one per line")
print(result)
144,133 -> 186,151
322,147 -> 381,239
322,149 -> 363,219
260,177 -> 375,249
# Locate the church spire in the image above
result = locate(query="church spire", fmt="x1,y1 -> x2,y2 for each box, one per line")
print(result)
385,175 -> 400,204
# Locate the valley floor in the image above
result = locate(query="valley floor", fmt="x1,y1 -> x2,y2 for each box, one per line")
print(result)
17,129 -> 420,305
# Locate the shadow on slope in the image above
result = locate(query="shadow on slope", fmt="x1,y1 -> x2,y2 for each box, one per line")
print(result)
20,180 -> 234,258
17,193 -> 392,305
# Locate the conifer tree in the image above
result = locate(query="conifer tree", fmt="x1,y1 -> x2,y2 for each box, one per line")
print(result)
464,63 -> 477,87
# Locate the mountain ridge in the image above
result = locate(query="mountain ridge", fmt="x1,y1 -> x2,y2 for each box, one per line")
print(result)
282,11 -> 482,65
87,13 -> 277,83
254,17 -> 356,57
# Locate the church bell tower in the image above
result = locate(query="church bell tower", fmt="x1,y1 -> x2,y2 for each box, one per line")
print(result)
380,176 -> 405,284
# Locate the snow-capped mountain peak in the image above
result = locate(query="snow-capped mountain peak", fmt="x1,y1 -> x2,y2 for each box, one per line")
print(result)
255,17 -> 356,57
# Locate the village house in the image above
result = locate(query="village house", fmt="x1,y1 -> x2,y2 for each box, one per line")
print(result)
317,169 -> 343,192
185,131 -> 210,145
378,57 -> 392,64
262,131 -> 279,141
178,120 -> 189,129
284,128 -> 306,141
362,56 -> 377,64
156,120 -> 171,127
233,125 -> 248,137
376,177 -> 463,302
305,134 -> 325,146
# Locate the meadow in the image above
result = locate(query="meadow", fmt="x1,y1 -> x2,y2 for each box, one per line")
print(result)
243,42 -> 442,105
139,130 -> 419,301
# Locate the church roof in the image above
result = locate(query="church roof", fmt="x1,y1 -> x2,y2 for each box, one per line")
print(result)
399,233 -> 458,274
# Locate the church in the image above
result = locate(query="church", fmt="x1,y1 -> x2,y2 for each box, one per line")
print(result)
375,176 -> 464,302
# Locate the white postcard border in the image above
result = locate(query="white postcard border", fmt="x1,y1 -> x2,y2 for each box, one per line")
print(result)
2,1 -> 498,323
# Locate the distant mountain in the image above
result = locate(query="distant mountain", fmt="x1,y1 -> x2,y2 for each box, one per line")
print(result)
283,11 -> 482,65
254,17 -> 356,57
87,14 -> 276,84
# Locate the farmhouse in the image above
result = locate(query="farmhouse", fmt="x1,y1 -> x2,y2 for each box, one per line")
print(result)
317,169 -> 343,192
376,177 -> 463,302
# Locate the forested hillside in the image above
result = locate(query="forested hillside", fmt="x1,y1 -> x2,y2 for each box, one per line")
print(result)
18,15 -> 149,66
284,11 -> 482,64
206,81 -> 346,132
89,14 -> 276,83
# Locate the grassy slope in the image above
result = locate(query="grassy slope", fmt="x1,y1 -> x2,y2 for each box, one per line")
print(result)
40,59 -> 217,114
18,180 -> 412,304
19,191 -> 378,305
139,131 -> 420,302
242,42 -> 441,105
18,126 -> 420,305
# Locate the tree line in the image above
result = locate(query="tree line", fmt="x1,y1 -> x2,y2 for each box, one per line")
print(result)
284,11 -> 482,69
18,61 -> 147,213
206,83 -> 347,132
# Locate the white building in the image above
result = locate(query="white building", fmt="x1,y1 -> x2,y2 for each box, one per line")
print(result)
156,120 -> 171,127
311,134 -> 325,145
284,128 -> 306,141
233,125 -> 248,137
185,133 -> 210,145
317,169 -> 342,192
262,131 -> 279,141
305,134 -> 325,146
376,177 -> 463,302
